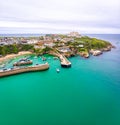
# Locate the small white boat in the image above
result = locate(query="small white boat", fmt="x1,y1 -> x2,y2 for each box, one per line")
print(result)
34,56 -> 37,59
56,68 -> 60,73
0,64 -> 5,68
42,57 -> 47,61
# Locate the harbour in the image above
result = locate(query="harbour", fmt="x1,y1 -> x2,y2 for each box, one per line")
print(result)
0,52 -> 71,77
0,34 -> 120,125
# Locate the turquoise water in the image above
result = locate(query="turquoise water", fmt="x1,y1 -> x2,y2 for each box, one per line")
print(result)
0,34 -> 120,125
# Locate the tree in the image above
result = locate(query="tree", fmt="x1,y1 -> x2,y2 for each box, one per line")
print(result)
13,44 -> 18,54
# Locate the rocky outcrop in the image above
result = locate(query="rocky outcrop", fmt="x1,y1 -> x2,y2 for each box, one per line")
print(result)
90,49 -> 102,56
78,52 -> 89,58
102,46 -> 112,51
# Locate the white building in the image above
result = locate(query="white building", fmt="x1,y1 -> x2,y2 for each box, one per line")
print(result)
44,43 -> 55,47
27,39 -> 38,44
68,32 -> 81,38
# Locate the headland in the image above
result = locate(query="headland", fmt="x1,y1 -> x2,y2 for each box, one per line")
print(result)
0,32 -> 115,77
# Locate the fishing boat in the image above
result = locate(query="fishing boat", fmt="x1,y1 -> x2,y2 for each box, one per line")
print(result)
53,57 -> 59,60
19,58 -> 27,62
13,59 -> 33,66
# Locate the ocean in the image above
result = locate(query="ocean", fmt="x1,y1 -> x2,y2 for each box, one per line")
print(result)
0,34 -> 120,125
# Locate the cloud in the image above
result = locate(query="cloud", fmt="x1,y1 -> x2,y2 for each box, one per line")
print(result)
0,0 -> 120,33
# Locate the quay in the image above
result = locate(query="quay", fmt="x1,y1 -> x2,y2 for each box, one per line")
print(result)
59,55 -> 71,67
50,50 -> 71,67
0,63 -> 49,77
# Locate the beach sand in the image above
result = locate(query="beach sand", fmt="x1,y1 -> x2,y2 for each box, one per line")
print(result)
0,51 -> 32,63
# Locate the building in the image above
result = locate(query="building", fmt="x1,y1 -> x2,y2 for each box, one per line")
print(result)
61,38 -> 74,43
68,32 -> 81,38
58,47 -> 71,53
44,42 -> 55,47
78,44 -> 84,48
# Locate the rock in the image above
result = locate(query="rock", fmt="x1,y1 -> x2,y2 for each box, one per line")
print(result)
112,45 -> 116,48
79,52 -> 89,58
90,49 -> 102,56
103,47 -> 111,51
93,50 -> 102,56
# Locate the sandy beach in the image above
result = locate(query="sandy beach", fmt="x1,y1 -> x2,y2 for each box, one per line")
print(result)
0,51 -> 32,63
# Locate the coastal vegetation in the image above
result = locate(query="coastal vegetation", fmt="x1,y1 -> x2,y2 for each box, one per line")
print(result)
62,36 -> 112,57
0,44 -> 34,56
66,36 -> 111,50
34,46 -> 53,56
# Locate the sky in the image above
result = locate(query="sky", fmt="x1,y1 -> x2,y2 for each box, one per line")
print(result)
0,0 -> 120,34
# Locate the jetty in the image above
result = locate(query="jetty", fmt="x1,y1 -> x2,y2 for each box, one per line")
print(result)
50,50 -> 71,67
0,63 -> 49,77
59,55 -> 71,67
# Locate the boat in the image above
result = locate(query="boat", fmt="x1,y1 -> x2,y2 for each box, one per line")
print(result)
34,56 -> 37,59
3,68 -> 7,71
19,58 -> 27,62
13,59 -> 33,66
42,57 -> 47,61
53,57 -> 59,60
0,64 -> 5,68
56,68 -> 60,73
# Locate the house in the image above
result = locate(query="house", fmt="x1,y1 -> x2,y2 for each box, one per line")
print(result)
54,37 -> 62,42
43,36 -> 53,41
0,42 -> 8,46
61,38 -> 74,43
44,42 -> 55,47
58,47 -> 71,53
20,40 -> 28,44
36,41 -> 44,46
78,44 -> 84,48
27,39 -> 38,44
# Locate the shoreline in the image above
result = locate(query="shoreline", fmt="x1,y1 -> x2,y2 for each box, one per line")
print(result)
0,51 -> 32,63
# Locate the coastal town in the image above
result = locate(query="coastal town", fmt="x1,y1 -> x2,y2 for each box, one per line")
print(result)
0,32 -> 114,77
0,32 -> 114,57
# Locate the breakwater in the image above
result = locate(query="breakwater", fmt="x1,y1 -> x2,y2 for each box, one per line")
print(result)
0,63 -> 49,77
49,51 -> 71,67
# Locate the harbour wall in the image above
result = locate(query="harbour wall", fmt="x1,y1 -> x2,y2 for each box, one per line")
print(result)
0,63 -> 49,77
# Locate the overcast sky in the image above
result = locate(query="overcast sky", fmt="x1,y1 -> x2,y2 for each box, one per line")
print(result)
0,0 -> 120,34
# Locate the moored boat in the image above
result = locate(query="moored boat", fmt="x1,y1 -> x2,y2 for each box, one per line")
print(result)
53,57 -> 59,60
13,58 -> 33,66
42,57 -> 47,61
56,68 -> 60,73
